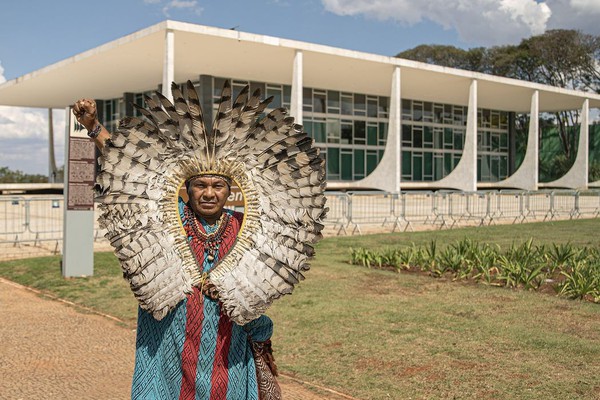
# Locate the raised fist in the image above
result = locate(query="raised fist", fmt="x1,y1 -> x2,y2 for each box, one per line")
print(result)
72,99 -> 98,131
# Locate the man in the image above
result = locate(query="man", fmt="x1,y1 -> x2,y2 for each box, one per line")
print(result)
73,99 -> 279,400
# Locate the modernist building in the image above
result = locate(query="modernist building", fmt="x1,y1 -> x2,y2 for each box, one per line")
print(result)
1,20 -> 599,192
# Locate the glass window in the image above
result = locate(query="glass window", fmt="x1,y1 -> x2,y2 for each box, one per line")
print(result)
340,121 -> 352,144
378,97 -> 389,118
283,85 -> 291,107
402,124 -> 412,146
424,152 -> 433,180
367,124 -> 378,146
313,119 -> 326,143
327,90 -> 340,113
444,153 -> 453,175
500,155 -> 508,178
326,119 -> 340,143
314,91 -> 326,113
354,121 -> 366,145
402,151 -> 412,179
354,94 -> 366,116
266,85 -> 282,108
454,130 -> 464,150
444,128 -> 454,149
354,149 -> 365,177
341,150 -> 353,180
413,152 -> 423,181
413,127 -> 423,148
500,132 -> 508,151
379,122 -> 388,145
434,153 -> 444,180
413,101 -> 423,122
367,97 -> 378,118
434,104 -> 444,124
402,99 -> 412,120
434,128 -> 443,149
491,133 -> 500,151
303,88 -> 312,112
341,94 -> 353,115
423,102 -> 433,122
327,148 -> 340,179
424,126 -> 433,148
367,151 -> 378,175
304,119 -> 313,140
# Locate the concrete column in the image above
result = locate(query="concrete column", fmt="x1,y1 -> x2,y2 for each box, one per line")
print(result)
290,50 -> 303,124
541,99 -> 589,189
346,66 -> 401,193
435,79 -> 478,191
495,90 -> 539,190
162,29 -> 175,101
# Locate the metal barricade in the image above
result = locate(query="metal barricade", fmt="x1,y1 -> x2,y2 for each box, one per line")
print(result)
549,190 -> 578,220
27,197 -> 64,244
402,191 -> 436,230
346,191 -> 395,235
576,190 -> 600,217
323,192 -> 350,235
0,196 -> 27,242
432,191 -> 452,228
495,190 -> 525,223
447,191 -> 492,227
524,190 -> 553,221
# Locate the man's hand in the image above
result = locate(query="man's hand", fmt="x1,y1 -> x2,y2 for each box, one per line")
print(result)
72,99 -> 98,131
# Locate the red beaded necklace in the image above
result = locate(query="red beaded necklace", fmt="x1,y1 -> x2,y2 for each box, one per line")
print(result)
184,206 -> 231,262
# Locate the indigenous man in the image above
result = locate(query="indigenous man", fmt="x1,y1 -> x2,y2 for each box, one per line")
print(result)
73,99 -> 279,400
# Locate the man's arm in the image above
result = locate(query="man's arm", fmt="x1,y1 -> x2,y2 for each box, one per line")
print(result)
72,98 -> 111,150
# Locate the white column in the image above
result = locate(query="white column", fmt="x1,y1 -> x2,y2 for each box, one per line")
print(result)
290,50 -> 303,124
435,79 -> 478,191
162,29 -> 175,101
391,66 -> 401,193
351,66 -> 401,193
541,99 -> 589,189
495,90 -> 539,190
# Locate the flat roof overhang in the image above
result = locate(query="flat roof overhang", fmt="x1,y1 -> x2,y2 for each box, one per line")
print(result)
1,20 -> 599,113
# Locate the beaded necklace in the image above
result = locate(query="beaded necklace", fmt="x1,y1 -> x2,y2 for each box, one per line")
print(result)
184,206 -> 232,262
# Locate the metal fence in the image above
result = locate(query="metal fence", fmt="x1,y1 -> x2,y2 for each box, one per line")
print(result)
1,190 -> 599,252
0,196 -> 107,259
324,189 -> 600,235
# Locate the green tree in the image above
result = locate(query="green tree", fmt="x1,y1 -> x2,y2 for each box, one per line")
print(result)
397,30 -> 600,178
0,166 -> 49,183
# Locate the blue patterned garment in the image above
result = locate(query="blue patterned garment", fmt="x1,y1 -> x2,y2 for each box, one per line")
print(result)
131,199 -> 273,400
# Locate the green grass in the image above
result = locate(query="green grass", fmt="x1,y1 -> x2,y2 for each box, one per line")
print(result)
2,218 -> 600,399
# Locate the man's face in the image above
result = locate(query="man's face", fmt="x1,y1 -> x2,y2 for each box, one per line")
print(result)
187,176 -> 231,220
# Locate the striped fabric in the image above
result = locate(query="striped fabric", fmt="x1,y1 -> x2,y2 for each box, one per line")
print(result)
131,199 -> 273,399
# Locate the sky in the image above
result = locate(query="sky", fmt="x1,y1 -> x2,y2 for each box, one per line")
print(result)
1,0 -> 600,175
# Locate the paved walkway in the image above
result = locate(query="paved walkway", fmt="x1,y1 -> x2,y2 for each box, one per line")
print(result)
0,278 -> 355,400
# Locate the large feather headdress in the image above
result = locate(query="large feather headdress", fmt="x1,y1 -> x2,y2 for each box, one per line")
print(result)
96,81 -> 327,325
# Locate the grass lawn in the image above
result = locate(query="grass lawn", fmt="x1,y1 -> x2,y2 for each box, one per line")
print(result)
1,218 -> 600,399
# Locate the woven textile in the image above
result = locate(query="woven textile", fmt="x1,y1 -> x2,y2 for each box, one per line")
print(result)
131,199 -> 273,399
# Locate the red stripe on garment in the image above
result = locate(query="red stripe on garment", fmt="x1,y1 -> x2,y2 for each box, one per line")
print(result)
179,287 -> 205,400
209,311 -> 233,399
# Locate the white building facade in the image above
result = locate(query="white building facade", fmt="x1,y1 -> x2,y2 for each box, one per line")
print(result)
1,20 -> 599,192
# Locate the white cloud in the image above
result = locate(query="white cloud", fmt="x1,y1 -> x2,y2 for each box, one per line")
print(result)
569,0 -> 600,14
0,63 -> 65,174
153,0 -> 203,17
499,0 -> 551,35
321,0 -> 600,46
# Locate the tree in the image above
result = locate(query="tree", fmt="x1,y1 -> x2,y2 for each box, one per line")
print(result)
0,166 -> 49,183
397,30 -> 600,176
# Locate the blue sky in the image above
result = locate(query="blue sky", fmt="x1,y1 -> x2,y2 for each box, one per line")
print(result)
1,0 -> 600,174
